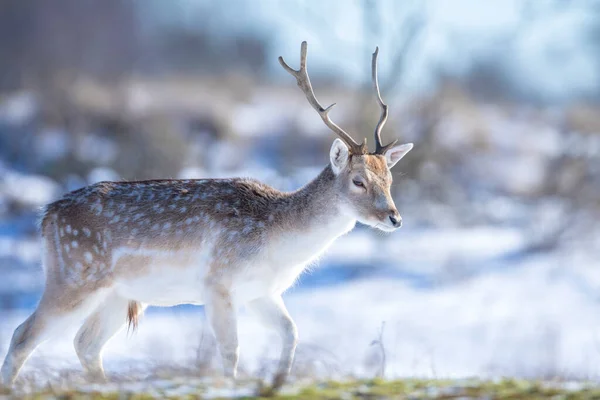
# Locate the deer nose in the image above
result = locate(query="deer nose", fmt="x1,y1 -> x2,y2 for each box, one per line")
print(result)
389,212 -> 402,228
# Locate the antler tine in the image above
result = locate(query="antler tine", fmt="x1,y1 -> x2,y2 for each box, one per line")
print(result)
372,47 -> 398,154
279,41 -> 367,154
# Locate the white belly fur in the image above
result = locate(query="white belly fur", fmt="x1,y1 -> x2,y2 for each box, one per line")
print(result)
112,216 -> 356,307
112,247 -> 211,306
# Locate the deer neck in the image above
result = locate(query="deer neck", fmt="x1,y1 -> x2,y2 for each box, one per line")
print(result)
282,164 -> 356,240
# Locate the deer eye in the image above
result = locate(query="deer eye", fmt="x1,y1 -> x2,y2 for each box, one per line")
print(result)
352,179 -> 365,188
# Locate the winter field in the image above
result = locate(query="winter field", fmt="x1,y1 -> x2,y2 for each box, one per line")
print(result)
2,86 -> 600,398
2,221 -> 600,398
2,84 -> 600,397
2,1 -> 600,398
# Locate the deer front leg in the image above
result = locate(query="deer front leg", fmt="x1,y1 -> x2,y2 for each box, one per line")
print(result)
204,283 -> 239,378
247,295 -> 298,389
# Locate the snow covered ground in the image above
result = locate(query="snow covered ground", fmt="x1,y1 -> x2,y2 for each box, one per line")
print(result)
1,225 -> 599,391
1,90 -> 598,392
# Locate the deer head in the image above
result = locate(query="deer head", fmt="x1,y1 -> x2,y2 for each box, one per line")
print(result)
279,41 -> 413,231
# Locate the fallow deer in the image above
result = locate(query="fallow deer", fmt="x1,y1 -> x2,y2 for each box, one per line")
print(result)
1,41 -> 413,389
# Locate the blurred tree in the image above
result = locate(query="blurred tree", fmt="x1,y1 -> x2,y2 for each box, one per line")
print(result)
0,0 -> 139,91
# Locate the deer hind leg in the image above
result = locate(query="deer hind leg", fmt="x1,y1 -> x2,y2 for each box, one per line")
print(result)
1,287 -> 110,386
1,310 -> 46,386
74,294 -> 146,382
204,283 -> 239,378
247,295 -> 298,389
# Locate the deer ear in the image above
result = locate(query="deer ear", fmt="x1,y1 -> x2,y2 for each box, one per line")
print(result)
385,143 -> 413,169
330,138 -> 349,174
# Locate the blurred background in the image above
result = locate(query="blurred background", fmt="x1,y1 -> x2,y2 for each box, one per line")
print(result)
1,0 -> 600,385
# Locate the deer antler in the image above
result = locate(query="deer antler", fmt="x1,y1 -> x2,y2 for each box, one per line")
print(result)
372,47 -> 398,155
279,41 -> 368,155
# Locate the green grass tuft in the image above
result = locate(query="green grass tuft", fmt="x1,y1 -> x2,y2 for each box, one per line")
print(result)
6,378 -> 600,399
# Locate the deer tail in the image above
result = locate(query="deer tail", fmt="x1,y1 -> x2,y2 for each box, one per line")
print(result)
127,301 -> 143,334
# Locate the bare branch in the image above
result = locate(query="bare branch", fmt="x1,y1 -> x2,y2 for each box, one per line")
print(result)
370,321 -> 386,378
384,12 -> 425,93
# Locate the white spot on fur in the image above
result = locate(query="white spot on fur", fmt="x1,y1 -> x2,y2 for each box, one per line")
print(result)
180,206 -> 187,213
84,252 -> 94,263
53,217 -> 66,276
64,244 -> 70,253
111,215 -> 121,223
73,229 -> 78,236
83,227 -> 91,237
92,203 -> 103,214
185,218 -> 193,225
71,241 -> 79,249
163,222 -> 172,229
66,225 -> 72,234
